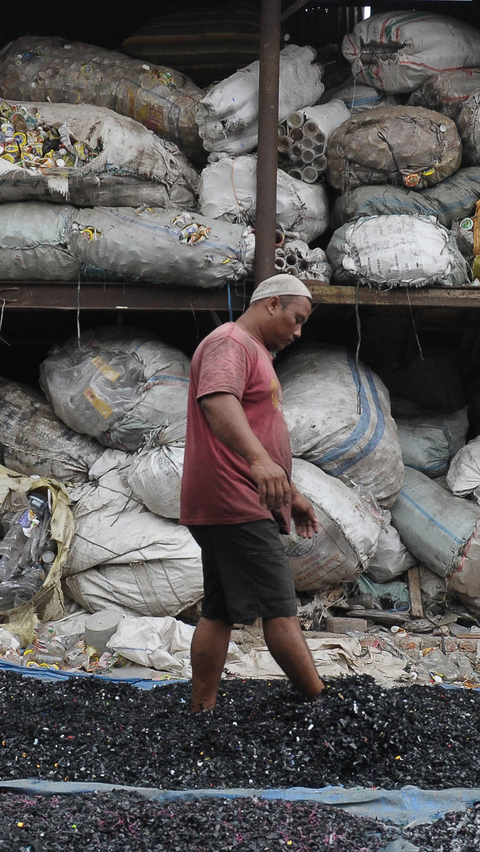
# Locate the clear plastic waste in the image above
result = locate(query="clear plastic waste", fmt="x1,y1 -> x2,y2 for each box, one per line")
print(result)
0,490 -> 51,610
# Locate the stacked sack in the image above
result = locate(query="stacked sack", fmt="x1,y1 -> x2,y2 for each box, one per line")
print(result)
194,43 -> 333,280
0,326 -> 204,620
36,325 -> 203,618
0,39 -> 254,288
324,10 -> 480,289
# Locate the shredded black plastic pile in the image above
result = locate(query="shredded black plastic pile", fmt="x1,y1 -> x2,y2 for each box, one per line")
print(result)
1,671 -> 480,789
404,800 -> 480,851
0,790 -> 398,852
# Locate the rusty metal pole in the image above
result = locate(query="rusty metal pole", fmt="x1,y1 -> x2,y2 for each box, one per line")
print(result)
254,0 -> 282,288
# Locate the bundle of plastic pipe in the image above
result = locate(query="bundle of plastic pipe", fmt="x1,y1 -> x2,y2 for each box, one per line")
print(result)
278,99 -> 350,184
274,237 -> 332,282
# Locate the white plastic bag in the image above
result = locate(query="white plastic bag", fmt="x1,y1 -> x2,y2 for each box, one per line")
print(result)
0,100 -> 199,208
198,154 -> 329,244
64,450 -> 203,617
127,444 -> 184,519
325,79 -> 400,113
284,458 -> 382,591
196,44 -> 324,154
447,435 -> 480,496
277,344 -> 404,508
365,522 -> 417,584
327,215 -> 470,289
0,202 -> 254,287
40,326 -> 190,452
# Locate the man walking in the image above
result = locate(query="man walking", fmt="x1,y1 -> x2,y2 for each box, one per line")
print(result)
180,273 -> 325,713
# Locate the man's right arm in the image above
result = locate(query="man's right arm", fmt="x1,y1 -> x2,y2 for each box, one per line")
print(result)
200,392 -> 292,512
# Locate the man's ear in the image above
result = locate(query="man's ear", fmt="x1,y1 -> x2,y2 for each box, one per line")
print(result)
266,295 -> 281,315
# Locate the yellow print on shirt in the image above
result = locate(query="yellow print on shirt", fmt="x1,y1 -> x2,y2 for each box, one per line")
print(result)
270,378 -> 282,409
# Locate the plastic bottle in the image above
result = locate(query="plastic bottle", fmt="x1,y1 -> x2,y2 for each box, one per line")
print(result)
0,513 -> 30,583
33,625 -> 66,667
41,539 -> 57,573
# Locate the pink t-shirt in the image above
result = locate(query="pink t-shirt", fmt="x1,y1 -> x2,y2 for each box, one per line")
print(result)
180,322 -> 292,532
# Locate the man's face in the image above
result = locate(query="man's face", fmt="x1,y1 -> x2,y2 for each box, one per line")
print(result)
266,295 -> 312,351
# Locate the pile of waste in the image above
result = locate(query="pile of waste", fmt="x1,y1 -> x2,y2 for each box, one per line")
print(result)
0,100 -> 100,169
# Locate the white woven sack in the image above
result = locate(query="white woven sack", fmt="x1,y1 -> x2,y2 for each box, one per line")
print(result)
342,12 -> 480,93
196,44 -> 324,154
127,444 -> 184,519
0,101 -> 199,208
365,522 -> 417,584
40,326 -> 190,452
326,215 -> 470,288
447,436 -> 480,496
284,458 -> 382,592
277,344 -> 404,508
63,450 -> 203,617
396,407 -> 469,478
198,154 -> 329,243
69,205 -> 253,287
0,377 -> 102,484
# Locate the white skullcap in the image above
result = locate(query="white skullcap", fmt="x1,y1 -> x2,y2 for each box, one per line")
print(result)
249,273 -> 312,304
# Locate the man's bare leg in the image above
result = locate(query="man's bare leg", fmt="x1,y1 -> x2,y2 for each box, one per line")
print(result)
263,615 -> 325,698
190,616 -> 232,713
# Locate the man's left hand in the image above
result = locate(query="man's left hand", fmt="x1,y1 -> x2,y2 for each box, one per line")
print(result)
291,490 -> 319,539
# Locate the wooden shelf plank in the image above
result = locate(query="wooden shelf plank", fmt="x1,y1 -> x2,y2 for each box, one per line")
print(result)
2,280 -> 480,311
307,283 -> 480,308
0,282 -> 249,312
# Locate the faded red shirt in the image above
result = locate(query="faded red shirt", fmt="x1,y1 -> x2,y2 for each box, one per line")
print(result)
180,322 -> 292,532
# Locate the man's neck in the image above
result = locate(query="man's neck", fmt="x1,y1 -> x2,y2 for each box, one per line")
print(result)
236,312 -> 268,349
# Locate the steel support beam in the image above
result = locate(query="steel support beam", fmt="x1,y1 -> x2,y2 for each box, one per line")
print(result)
254,0 -> 282,287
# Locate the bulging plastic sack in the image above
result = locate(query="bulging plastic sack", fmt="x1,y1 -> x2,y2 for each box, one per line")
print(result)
0,202 -> 253,288
0,100 -> 199,208
394,406 -> 469,478
69,206 -> 253,288
342,12 -> 480,94
0,36 -> 205,162
408,69 -> 480,120
196,44 -> 324,154
39,326 -> 190,452
391,466 -> 480,615
127,444 -> 184,519
63,450 -> 203,617
277,344 -> 404,508
198,154 -> 329,244
331,167 -> 480,230
0,377 -> 102,483
365,522 -> 417,584
327,215 -> 470,289
323,79 -> 400,113
284,458 -> 382,591
447,435 -> 480,497
456,91 -> 480,166
326,106 -> 462,193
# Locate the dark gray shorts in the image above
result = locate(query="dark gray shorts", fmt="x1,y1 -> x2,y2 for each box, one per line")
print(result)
188,519 -> 297,626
